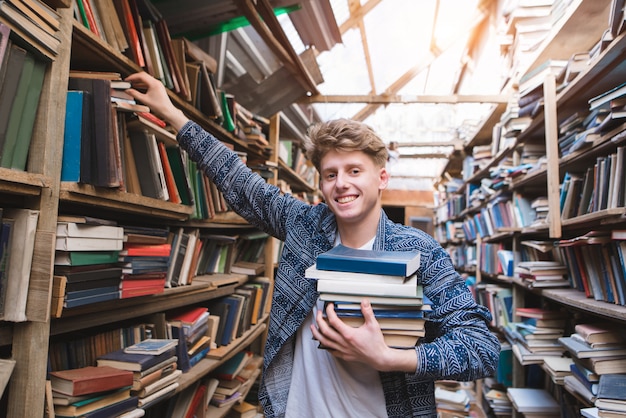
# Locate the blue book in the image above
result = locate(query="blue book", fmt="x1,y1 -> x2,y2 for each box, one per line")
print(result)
220,295 -> 243,346
64,290 -> 119,308
65,285 -> 120,300
315,244 -> 421,277
97,346 -> 177,372
61,91 -> 84,181
55,395 -> 138,418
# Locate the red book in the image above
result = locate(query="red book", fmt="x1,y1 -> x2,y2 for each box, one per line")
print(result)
120,285 -> 165,298
120,243 -> 171,256
120,276 -> 166,289
185,383 -> 207,418
138,112 -> 167,128
515,307 -> 566,320
158,141 -> 182,204
49,366 -> 133,396
169,307 -> 208,326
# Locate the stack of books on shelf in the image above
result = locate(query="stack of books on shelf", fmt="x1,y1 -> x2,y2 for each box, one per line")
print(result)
118,225 -> 171,299
595,374 -> 626,418
167,306 -> 213,372
559,323 -> 626,373
49,365 -> 139,417
505,307 -> 566,365
513,260 -> 570,288
208,351 -> 263,411
434,381 -> 481,417
481,379 -> 513,418
307,244 -> 430,349
96,339 -> 179,408
541,355 -> 573,385
53,216 -> 124,311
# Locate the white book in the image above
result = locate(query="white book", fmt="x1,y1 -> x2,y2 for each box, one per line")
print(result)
55,236 -> 124,251
305,265 -> 414,284
316,274 -> 421,298
1,208 -> 40,322
56,222 -> 124,239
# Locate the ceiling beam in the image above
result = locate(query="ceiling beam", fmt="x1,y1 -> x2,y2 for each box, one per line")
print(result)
305,94 -> 509,104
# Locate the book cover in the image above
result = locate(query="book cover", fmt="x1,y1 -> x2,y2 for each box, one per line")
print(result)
55,250 -> 120,266
49,366 -> 133,396
305,265 -> 414,284
61,91 -> 85,182
63,395 -> 139,418
597,373 -> 626,401
97,347 -> 177,372
213,351 -> 253,381
558,336 -> 626,358
54,265 -> 122,283
315,244 -> 421,277
56,222 -> 123,239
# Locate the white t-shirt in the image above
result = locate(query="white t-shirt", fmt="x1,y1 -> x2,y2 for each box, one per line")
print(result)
285,237 -> 387,417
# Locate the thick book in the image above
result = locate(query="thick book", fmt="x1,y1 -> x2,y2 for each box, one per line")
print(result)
54,265 -> 122,283
0,208 -> 39,322
597,373 -> 626,401
558,336 -> 626,358
0,43 -> 27,158
56,222 -> 123,239
3,56 -> 46,170
305,265 -> 413,284
97,347 -> 177,372
55,250 -> 120,266
506,387 -> 559,413
56,236 -> 124,252
56,395 -> 139,418
316,275 -> 422,298
53,387 -> 132,417
61,91 -> 86,181
49,366 -> 133,396
319,292 -> 426,307
315,244 -> 421,277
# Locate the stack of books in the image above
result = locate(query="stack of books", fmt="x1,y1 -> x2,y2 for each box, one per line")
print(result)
53,216 -> 124,310
208,351 -> 263,411
307,244 -> 430,348
514,260 -> 570,288
506,387 -> 560,417
505,307 -> 566,365
167,307 -> 213,372
49,365 -> 139,417
118,225 -> 171,299
559,323 -> 626,372
595,374 -> 626,417
96,340 -> 179,409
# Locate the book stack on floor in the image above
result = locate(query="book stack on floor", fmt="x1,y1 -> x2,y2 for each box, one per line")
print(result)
595,374 -> 626,418
307,244 -> 430,348
559,323 -> 626,406
49,365 -> 139,418
53,216 -> 124,312
504,307 -> 566,365
506,387 -> 560,417
167,306 -> 213,372
118,225 -> 171,298
208,351 -> 263,411
96,340 -> 179,409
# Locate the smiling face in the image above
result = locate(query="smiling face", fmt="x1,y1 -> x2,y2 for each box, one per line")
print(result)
319,149 -> 389,230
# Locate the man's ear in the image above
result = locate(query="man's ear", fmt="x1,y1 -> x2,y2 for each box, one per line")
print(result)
379,167 -> 390,190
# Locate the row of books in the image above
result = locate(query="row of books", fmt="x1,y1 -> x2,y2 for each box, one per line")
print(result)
50,217 -> 271,315
559,144 -> 626,220
0,25 -> 47,172
556,230 -> 626,306
72,0 -> 271,154
0,0 -> 60,58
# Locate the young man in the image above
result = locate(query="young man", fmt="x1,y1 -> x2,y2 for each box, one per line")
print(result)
125,72 -> 500,418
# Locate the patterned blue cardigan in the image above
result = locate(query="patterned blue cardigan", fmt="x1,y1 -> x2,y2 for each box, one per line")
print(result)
178,121 -> 500,418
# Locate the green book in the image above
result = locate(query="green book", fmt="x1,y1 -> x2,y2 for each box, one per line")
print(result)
54,251 -> 120,267
9,58 -> 47,170
0,47 -> 33,168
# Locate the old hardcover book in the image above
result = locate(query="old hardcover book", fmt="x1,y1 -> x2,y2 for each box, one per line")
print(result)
0,43 -> 26,161
49,366 -> 133,396
315,244 -> 421,277
53,387 -> 132,417
305,265 -> 413,284
56,222 -> 123,239
316,275 -> 421,298
0,208 -> 39,322
61,91 -> 86,182
97,346 -> 176,372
